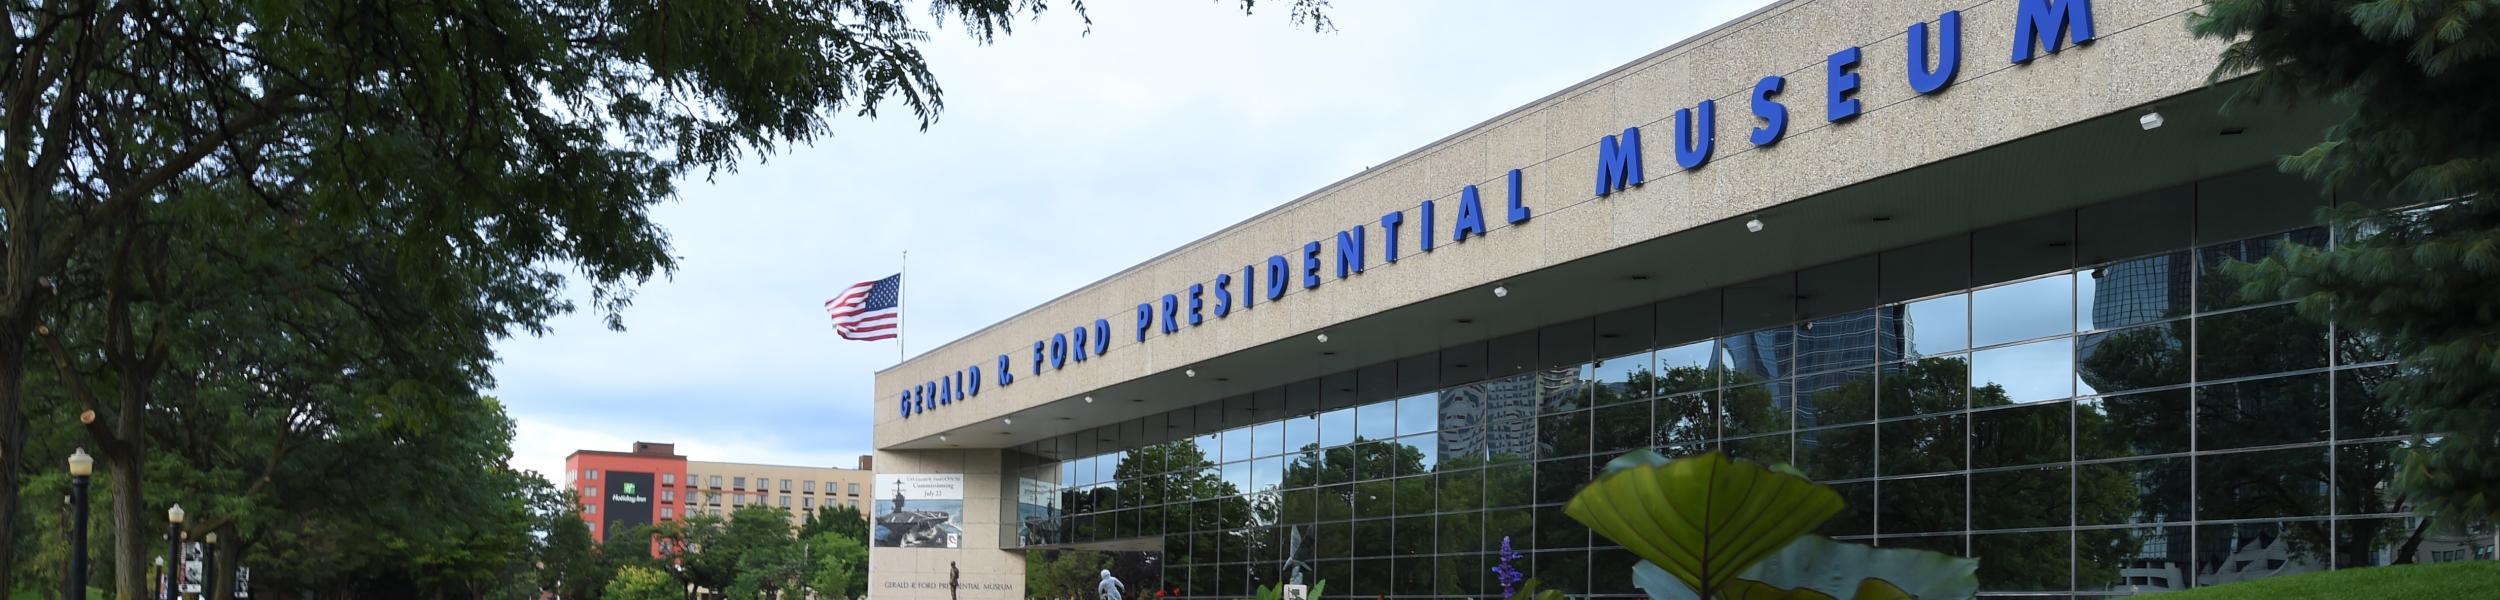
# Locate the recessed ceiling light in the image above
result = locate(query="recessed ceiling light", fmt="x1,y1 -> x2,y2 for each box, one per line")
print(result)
1454,318 -> 1474,324
1084,396 -> 1094,403
1746,218 -> 1766,233
1322,351 -> 1337,356
1214,377 -> 1230,382
2220,127 -> 2247,136
938,434 -> 949,441
1003,417 -> 1014,425
1629,274 -> 1651,281
1493,285 -> 1509,298
1872,215 -> 1893,222
1454,363 -> 1471,368
1185,369 -> 1197,378
1316,333 -> 1330,343
1131,398 -> 1144,403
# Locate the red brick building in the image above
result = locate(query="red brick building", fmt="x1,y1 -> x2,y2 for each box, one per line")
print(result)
562,442 -> 688,543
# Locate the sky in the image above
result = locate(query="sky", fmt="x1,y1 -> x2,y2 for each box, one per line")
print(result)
493,0 -> 1778,482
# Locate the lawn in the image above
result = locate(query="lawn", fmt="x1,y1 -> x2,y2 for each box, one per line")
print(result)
2158,561 -> 2500,599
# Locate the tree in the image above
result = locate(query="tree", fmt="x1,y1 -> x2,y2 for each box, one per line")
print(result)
0,1 -> 1331,595
1025,550 -> 1109,600
803,532 -> 869,600
542,502 -> 602,600
801,504 -> 870,543
608,565 -> 681,600
2190,0 -> 2500,520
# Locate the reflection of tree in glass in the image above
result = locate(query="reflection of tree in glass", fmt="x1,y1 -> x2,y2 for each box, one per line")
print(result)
1106,440 -> 1250,559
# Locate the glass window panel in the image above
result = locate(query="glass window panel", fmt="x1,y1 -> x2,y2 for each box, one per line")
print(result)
2337,326 -> 2397,366
1438,424 -> 1485,466
1721,382 -> 1791,437
1725,275 -> 1798,333
1538,364 -> 1592,413
1394,555 -> 1434,594
2077,389 -> 2191,460
1724,434 -> 1791,465
1437,510 -> 1483,554
1439,469 -> 1484,513
1881,413 -> 1966,476
1436,382 -> 1483,432
1277,487 -> 1314,526
1535,457 -> 1590,506
1251,455 -> 1285,494
1440,341 -> 1489,388
1319,447 -> 1355,487
1394,434 -> 1437,477
1592,350 -> 1654,405
2196,373 -> 2329,450
2197,447 -> 2330,521
1394,516 -> 1432,556
1355,480 -> 1394,519
1974,530 -> 2073,593
2197,304 -> 2329,381
1316,407 -> 1356,449
1395,393 -> 1436,437
1883,296 -> 1964,364
1973,466 -> 2071,530
1536,505 -> 1588,550
1490,330 -> 1538,379
1316,562 -> 1348,596
2191,520 -> 2331,587
1655,392 -> 1716,450
1283,414 -> 1320,455
1539,409 -> 1590,458
2076,320 -> 2189,396
1532,549 -> 1590,595
1221,427 -> 1253,464
2078,251 -> 2192,330
2197,228 -> 2327,312
1594,402 -> 1651,456
1352,519 -> 1391,557
1822,481 -> 1874,538
1972,402 -> 2071,469
1797,310 -> 1880,375
1221,462 -> 1250,496
1315,484 -> 1353,522
2076,526 -> 2192,594
1484,507 -> 1533,552
1655,339 -> 1721,395
1797,425 -> 1874,481
1798,368 -> 1875,426
2336,366 -> 2406,440
1591,547 -> 1643,595
1878,475 -> 1967,534
2335,441 -> 2409,517
1246,421 -> 1280,459
1880,356 -> 1969,417
1877,534 -> 1965,559
1437,554 -> 1483,598
1353,441 -> 1398,481
1486,462 -> 1534,508
1973,275 -> 2074,347
1356,401 -> 1397,443
1973,339 -> 2076,404
1721,327 -> 1794,384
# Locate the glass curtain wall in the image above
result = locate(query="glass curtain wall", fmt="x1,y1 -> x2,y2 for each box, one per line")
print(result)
1003,170 -> 2499,598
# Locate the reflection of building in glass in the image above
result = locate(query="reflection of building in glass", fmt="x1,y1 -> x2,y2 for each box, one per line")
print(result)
2088,253 -> 2190,328
1438,374 -> 1538,460
2194,527 -> 2327,587
1721,328 -> 1791,381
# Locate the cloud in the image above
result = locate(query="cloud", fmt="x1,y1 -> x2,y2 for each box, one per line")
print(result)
494,0 -> 1777,479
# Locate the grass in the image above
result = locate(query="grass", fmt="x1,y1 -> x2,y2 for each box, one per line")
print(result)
2157,561 -> 2500,599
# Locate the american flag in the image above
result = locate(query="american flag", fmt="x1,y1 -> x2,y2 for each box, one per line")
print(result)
825,274 -> 901,341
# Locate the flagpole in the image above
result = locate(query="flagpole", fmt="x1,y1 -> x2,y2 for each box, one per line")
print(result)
898,249 -> 908,365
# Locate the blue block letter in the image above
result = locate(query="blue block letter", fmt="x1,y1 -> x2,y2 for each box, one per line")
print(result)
1301,242 -> 1323,289
1420,200 -> 1438,253
1160,294 -> 1180,334
1751,76 -> 1788,147
1380,211 -> 1405,263
1594,127 -> 1644,196
1214,273 -> 1234,317
997,354 -> 1014,387
1135,303 -> 1153,342
1828,47 -> 1863,122
1335,226 -> 1366,279
1187,283 -> 1205,326
1910,11 -> 1963,94
1505,169 -> 1529,224
1092,319 -> 1110,356
1266,256 -> 1289,300
2011,0 -> 2094,64
1674,100 -> 1716,170
1454,185 -> 1488,242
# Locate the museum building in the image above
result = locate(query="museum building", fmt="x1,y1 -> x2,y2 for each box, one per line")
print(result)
864,0 -> 2500,597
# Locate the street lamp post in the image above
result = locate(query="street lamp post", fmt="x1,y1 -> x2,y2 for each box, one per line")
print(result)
67,448 -> 94,600
166,505 -> 185,600
202,532 -> 217,600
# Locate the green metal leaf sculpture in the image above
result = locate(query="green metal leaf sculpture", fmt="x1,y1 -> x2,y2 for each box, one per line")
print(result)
1564,451 -> 1844,598
1736,534 -> 1978,600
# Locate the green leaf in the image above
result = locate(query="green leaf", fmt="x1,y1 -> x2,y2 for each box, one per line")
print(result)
1722,579 -> 1839,600
1739,535 -> 1978,600
1565,451 -> 1843,597
1631,560 -> 1702,600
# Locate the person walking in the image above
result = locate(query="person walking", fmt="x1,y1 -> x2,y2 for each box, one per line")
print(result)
1096,569 -> 1125,600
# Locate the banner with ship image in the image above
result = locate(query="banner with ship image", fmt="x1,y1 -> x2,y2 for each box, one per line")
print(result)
873,473 -> 964,548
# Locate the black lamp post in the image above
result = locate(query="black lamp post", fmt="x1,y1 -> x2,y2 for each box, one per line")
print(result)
201,532 -> 217,600
166,505 -> 184,600
67,448 -> 94,600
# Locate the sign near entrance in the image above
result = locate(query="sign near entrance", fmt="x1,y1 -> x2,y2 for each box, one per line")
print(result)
179,542 -> 204,594
874,474 -> 964,548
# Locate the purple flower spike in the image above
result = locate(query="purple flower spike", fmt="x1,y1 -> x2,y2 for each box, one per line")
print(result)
1491,535 -> 1526,597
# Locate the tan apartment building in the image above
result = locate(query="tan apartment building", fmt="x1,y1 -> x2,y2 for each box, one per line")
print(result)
683,457 -> 876,529
566,441 -> 873,540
